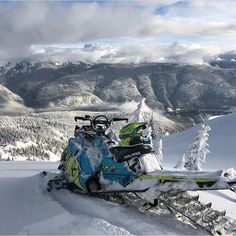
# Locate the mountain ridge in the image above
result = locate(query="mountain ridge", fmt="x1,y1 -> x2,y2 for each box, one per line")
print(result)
0,61 -> 236,111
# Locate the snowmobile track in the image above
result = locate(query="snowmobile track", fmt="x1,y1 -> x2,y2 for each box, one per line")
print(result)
158,191 -> 236,235
230,188 -> 236,193
102,191 -> 236,235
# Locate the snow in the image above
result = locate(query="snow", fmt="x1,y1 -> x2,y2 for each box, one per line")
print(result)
208,115 -> 223,120
0,161 -> 205,235
0,161 -> 58,178
15,140 -> 37,149
140,153 -> 162,172
163,112 -> 236,170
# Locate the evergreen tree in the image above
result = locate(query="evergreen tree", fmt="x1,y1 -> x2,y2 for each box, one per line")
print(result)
130,98 -> 146,123
154,138 -> 163,163
150,112 -> 158,139
175,154 -> 186,170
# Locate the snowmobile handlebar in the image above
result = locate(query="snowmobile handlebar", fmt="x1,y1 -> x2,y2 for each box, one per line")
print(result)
74,115 -> 128,133
74,115 -> 91,122
112,118 -> 129,123
75,115 -> 128,124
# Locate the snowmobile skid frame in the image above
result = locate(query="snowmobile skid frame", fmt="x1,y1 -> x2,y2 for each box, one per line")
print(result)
95,191 -> 236,235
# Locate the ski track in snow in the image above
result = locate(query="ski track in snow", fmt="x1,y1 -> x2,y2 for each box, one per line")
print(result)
0,162 -> 205,235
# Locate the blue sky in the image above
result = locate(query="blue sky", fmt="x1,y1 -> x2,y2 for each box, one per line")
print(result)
155,1 -> 189,16
0,0 -> 236,64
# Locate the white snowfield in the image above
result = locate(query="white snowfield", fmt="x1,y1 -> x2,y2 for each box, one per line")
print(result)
163,112 -> 236,170
0,162 -> 206,235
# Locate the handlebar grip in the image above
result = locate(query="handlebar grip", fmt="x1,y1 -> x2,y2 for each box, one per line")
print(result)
74,116 -> 85,121
112,118 -> 128,123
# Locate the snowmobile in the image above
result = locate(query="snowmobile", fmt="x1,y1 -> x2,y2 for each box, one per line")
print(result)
46,114 -> 236,235
47,114 -> 236,195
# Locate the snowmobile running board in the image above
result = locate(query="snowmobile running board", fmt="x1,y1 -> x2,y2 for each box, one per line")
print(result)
90,188 -> 149,194
92,175 -> 236,193
47,177 -> 236,194
47,177 -> 149,194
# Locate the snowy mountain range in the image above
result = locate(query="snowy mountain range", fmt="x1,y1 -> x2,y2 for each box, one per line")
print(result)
0,84 -> 23,104
210,52 -> 236,69
0,61 -> 236,113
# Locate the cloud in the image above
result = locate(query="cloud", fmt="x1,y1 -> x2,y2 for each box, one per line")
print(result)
25,41 -> 221,65
0,2 -> 151,48
0,101 -> 34,115
0,0 -> 236,64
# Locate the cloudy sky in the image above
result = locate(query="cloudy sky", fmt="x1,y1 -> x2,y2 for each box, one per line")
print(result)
0,0 -> 236,64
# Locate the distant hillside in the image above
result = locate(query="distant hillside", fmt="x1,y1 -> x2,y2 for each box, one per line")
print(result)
209,52 -> 236,69
0,110 -> 180,161
0,84 -> 23,104
1,61 -> 236,112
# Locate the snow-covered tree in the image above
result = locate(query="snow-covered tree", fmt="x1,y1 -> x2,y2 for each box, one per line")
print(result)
149,112 -> 163,164
150,112 -> 158,139
153,138 -> 163,163
175,154 -> 186,170
129,98 -> 153,143
130,98 -> 164,165
179,124 -> 211,171
130,98 -> 146,123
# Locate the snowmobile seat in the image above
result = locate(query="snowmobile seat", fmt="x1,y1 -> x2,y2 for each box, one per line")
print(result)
109,144 -> 153,163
